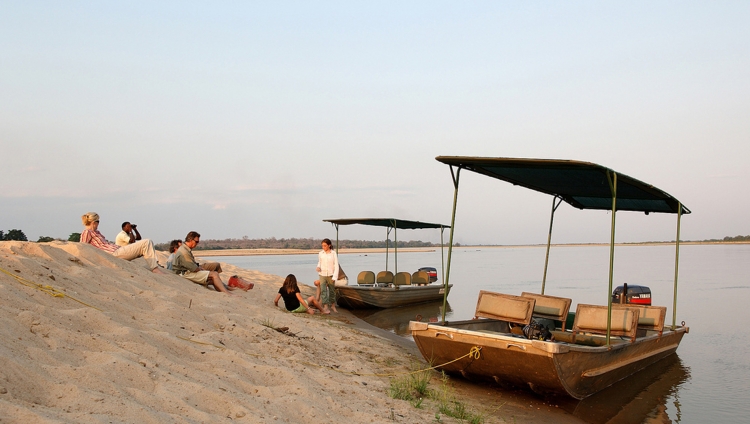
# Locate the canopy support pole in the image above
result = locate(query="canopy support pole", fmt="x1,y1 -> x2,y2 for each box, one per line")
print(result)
672,203 -> 682,330
606,171 -> 618,346
385,227 -> 391,272
334,224 -> 340,254
442,166 -> 461,322
440,226 -> 446,289
541,196 -> 563,295
393,220 -> 398,274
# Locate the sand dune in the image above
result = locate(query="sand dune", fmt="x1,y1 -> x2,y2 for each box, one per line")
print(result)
0,241 -> 449,423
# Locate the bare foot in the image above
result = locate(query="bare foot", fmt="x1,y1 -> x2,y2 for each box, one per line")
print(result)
321,309 -> 331,315
151,267 -> 167,274
331,305 -> 338,313
323,306 -> 331,314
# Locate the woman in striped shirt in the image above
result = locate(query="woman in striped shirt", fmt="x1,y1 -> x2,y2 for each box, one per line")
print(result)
80,212 -> 165,274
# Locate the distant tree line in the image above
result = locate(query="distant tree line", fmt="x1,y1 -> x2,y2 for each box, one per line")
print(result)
702,235 -> 750,242
154,237 -> 451,251
0,229 -> 81,242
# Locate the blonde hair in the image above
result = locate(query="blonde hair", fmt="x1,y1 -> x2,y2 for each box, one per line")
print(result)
81,212 -> 100,226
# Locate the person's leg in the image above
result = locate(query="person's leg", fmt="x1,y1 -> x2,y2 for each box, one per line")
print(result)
113,239 -> 161,272
306,296 -> 328,314
201,262 -> 222,273
314,280 -> 322,303
207,271 -> 231,294
325,278 -> 338,313
320,276 -> 333,310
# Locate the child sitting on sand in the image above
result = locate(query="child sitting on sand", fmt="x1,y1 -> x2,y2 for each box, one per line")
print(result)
274,274 -> 329,315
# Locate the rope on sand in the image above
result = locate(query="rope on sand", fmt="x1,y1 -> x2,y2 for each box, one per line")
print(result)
0,266 -> 101,311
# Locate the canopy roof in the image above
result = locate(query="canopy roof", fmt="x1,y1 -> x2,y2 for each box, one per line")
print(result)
323,218 -> 449,230
436,156 -> 690,215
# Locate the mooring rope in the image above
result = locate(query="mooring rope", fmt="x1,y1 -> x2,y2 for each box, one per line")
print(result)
0,266 -> 101,311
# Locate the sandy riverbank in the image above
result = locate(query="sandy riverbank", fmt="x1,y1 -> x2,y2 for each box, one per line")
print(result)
0,241 -> 581,423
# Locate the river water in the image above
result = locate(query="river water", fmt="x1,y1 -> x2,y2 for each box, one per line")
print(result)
214,244 -> 750,423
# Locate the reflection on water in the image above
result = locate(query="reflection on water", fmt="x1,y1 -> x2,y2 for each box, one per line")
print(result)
348,301 -> 453,338
562,354 -> 690,423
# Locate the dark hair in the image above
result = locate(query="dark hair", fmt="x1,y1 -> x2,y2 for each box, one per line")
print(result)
322,238 -> 332,248
282,274 -> 299,294
185,231 -> 201,242
169,239 -> 181,253
121,222 -> 130,230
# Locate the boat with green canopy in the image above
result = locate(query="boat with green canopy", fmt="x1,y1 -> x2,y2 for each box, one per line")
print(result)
409,156 -> 690,399
323,218 -> 452,309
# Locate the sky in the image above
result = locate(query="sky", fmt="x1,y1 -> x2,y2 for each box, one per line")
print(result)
1,1 -> 749,245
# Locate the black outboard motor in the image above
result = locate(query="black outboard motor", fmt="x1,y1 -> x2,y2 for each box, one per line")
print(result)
612,284 -> 652,306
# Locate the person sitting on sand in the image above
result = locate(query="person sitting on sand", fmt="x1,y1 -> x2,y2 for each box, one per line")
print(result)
274,274 -> 328,315
171,231 -> 233,294
115,221 -> 142,247
80,212 -> 165,274
166,239 -> 181,271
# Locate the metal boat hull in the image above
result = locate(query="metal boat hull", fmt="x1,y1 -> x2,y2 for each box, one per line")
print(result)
336,284 -> 452,309
410,319 -> 687,399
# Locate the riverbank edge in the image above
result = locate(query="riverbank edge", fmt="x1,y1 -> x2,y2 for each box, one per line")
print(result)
193,241 -> 750,257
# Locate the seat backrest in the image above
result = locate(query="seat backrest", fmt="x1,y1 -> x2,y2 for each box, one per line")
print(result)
357,271 -> 375,285
626,305 -> 667,335
474,291 -> 535,325
376,271 -> 394,285
411,270 -> 430,286
572,304 -> 640,342
393,272 -> 412,286
521,292 -> 573,330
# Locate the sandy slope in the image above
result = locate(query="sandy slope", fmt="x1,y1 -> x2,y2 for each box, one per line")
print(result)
0,241 -> 457,423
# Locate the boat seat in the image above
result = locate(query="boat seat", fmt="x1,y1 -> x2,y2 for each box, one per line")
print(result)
411,271 -> 430,286
357,271 -> 376,286
376,271 -> 394,286
625,305 -> 667,336
474,291 -> 536,326
393,272 -> 412,286
572,304 -> 640,343
521,292 -> 573,331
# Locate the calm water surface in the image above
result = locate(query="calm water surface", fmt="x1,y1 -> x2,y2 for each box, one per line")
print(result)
215,244 -> 750,423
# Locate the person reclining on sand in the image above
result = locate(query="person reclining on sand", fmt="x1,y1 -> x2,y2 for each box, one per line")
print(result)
171,231 -> 234,294
80,212 -> 165,274
115,221 -> 142,247
275,274 -> 328,315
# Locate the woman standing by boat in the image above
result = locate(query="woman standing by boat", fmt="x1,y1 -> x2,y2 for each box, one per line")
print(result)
316,238 -> 339,313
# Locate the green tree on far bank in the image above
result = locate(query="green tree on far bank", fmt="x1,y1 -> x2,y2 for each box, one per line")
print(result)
3,229 -> 28,241
68,233 -> 81,242
37,236 -> 55,242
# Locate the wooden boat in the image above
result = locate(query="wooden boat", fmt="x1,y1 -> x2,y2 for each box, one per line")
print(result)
410,156 -> 691,399
323,218 -> 453,309
336,283 -> 450,309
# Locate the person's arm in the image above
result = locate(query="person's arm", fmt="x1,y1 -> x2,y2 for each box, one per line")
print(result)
132,226 -> 141,242
332,251 -> 339,281
316,251 -> 322,273
274,293 -> 281,307
173,251 -> 199,273
295,293 -> 306,304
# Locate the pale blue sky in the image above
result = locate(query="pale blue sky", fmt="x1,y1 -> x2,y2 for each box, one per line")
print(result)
1,1 -> 748,245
